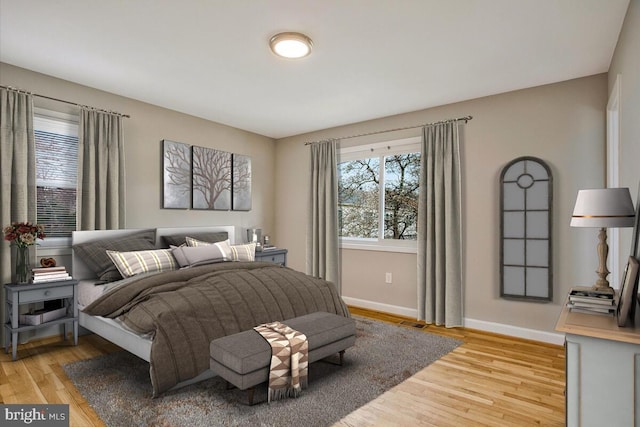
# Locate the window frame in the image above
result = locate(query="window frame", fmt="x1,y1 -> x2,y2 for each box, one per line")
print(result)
33,108 -> 79,248
338,136 -> 421,253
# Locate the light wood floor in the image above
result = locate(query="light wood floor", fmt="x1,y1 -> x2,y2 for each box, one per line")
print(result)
339,308 -> 565,426
1,307 -> 565,427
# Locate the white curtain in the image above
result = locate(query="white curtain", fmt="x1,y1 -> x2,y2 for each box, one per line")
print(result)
417,122 -> 463,327
307,140 -> 341,293
0,88 -> 36,345
77,108 -> 126,230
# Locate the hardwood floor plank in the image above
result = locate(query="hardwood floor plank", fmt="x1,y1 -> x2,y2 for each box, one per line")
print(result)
1,307 -> 565,426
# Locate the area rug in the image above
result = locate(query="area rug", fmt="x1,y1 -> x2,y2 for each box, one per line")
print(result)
63,317 -> 461,427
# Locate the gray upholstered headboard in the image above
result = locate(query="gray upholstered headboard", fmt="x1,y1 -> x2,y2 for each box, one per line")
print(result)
71,225 -> 237,280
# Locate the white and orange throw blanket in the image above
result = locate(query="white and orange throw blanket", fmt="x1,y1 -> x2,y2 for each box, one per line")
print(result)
254,321 -> 309,403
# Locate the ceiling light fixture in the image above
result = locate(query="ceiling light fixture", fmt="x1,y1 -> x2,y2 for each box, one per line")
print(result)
269,32 -> 313,59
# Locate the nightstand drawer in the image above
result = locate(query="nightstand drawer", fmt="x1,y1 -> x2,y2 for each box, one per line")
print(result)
260,253 -> 286,264
254,249 -> 288,266
18,285 -> 74,303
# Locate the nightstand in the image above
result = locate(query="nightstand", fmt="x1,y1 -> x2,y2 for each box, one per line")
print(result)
4,279 -> 78,361
254,248 -> 288,266
556,296 -> 640,426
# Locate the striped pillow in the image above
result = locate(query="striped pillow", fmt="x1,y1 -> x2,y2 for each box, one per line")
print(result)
185,237 -> 231,252
185,237 -> 230,248
186,237 -> 255,261
106,249 -> 178,278
229,243 -> 256,261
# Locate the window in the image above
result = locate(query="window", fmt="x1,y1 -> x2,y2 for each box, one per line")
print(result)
34,110 -> 79,240
338,137 -> 421,251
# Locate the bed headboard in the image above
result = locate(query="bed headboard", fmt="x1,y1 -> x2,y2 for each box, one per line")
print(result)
155,225 -> 237,247
72,225 -> 237,280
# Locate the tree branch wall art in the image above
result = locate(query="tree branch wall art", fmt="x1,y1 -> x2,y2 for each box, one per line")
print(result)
232,154 -> 252,211
163,140 -> 192,209
162,140 -> 252,211
192,146 -> 232,210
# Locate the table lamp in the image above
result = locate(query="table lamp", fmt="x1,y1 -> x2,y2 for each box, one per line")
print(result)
570,188 -> 636,290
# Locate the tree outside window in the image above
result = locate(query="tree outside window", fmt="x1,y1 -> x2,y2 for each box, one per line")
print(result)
338,149 -> 420,242
384,153 -> 420,240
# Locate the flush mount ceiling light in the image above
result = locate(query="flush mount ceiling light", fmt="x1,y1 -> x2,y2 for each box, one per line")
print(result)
269,32 -> 313,59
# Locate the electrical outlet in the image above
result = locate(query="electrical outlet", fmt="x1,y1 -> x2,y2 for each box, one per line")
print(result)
385,272 -> 392,284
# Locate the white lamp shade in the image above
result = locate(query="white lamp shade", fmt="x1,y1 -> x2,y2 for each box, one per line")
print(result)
570,188 -> 636,228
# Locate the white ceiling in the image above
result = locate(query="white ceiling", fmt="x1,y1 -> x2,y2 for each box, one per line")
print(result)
0,0 -> 630,139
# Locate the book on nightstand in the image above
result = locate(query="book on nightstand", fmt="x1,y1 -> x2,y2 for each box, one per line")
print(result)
31,266 -> 72,283
567,286 -> 617,316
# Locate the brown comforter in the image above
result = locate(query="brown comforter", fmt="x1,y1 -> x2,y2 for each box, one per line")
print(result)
83,261 -> 350,396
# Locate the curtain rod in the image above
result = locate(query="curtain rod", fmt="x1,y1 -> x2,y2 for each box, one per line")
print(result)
0,84 -> 131,118
304,115 -> 472,146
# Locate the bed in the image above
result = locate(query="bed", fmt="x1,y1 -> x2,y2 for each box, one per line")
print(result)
72,226 -> 350,397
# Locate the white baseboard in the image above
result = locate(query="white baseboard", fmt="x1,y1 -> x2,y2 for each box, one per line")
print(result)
342,296 -> 565,346
463,318 -> 565,345
342,296 -> 418,318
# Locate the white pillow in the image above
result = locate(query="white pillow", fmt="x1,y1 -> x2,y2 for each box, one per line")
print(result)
171,244 -> 230,268
106,249 -> 178,278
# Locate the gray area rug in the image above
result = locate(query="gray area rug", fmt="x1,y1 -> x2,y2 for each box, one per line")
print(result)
63,317 -> 461,427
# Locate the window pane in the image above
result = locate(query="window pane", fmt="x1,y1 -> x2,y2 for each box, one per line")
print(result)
384,153 -> 420,240
338,158 -> 379,238
35,128 -> 78,238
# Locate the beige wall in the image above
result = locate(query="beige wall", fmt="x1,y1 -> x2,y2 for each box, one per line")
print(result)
0,63 -> 277,237
275,74 -> 608,338
0,64 -> 615,340
609,0 -> 640,261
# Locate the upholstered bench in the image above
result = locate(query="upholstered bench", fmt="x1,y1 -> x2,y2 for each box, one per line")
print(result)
209,311 -> 356,404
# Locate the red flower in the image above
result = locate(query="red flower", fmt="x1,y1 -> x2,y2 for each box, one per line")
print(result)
2,221 -> 45,247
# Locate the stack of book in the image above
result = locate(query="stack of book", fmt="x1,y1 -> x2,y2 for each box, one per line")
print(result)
567,286 -> 617,316
31,266 -> 71,283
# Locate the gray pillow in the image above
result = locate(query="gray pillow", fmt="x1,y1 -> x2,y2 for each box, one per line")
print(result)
73,230 -> 156,281
161,231 -> 228,248
171,244 -> 229,268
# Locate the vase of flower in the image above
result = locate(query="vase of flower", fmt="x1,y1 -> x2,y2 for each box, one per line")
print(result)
15,245 -> 30,284
3,221 -> 45,284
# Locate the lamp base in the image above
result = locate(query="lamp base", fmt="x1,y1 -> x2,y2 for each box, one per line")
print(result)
593,227 -> 612,291
591,282 -> 614,293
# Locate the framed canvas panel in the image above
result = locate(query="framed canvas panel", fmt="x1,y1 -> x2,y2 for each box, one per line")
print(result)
232,154 -> 252,211
162,140 -> 191,209
191,146 -> 231,210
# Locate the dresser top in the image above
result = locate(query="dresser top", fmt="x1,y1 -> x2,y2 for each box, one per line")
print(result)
556,295 -> 640,345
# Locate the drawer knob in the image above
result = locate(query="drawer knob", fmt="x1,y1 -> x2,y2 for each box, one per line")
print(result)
44,290 -> 51,296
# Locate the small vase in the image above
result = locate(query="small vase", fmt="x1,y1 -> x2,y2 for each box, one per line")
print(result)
15,245 -> 30,284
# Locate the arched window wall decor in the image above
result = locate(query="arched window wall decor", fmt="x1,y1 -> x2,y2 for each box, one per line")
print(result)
500,157 -> 553,301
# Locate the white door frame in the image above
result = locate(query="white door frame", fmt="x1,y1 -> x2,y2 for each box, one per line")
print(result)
607,74 -> 622,288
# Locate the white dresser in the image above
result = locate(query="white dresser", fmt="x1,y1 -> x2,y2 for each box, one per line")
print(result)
556,300 -> 640,427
